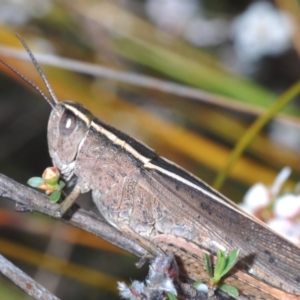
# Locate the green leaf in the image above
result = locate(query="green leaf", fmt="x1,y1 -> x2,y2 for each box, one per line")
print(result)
214,250 -> 226,283
167,292 -> 177,300
219,284 -> 239,297
203,253 -> 213,279
59,180 -> 65,189
50,191 -> 61,203
221,249 -> 240,278
53,183 -> 61,191
27,177 -> 44,187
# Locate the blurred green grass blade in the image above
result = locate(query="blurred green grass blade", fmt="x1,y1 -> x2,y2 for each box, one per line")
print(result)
77,2 -> 300,117
192,107 -> 300,174
113,36 -> 299,118
214,79 -> 300,190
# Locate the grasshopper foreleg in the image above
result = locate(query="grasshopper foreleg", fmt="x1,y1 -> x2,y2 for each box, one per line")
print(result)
49,181 -> 90,218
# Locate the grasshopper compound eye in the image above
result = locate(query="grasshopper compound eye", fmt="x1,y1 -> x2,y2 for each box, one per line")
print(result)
59,109 -> 77,136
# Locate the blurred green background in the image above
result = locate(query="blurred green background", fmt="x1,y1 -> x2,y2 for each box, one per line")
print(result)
0,0 -> 300,299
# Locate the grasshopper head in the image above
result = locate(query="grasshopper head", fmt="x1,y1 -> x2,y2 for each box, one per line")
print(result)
48,101 -> 93,179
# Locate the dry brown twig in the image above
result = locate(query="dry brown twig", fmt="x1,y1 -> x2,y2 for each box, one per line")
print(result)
0,173 -> 146,299
0,253 -> 59,300
0,173 -> 234,300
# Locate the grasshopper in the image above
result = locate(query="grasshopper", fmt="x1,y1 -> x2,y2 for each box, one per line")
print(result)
1,36 -> 300,299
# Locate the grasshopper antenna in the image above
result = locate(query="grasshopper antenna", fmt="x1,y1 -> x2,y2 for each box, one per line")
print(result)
16,34 -> 58,106
0,35 -> 58,108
